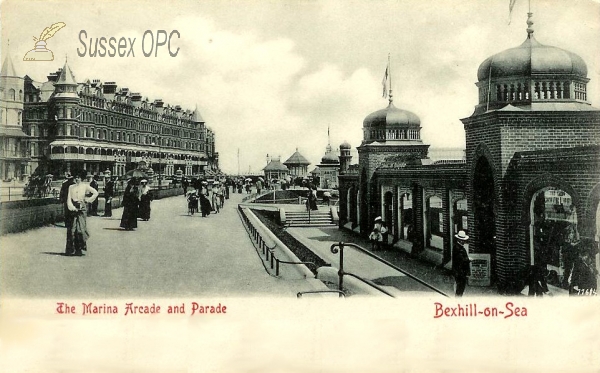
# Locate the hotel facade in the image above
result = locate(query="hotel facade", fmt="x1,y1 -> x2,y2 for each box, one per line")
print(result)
1,56 -> 218,181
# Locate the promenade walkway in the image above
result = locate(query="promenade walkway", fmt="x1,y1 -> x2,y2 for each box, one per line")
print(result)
0,191 -> 324,298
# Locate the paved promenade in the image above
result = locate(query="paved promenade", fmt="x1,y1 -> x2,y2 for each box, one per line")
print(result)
0,191 -> 322,298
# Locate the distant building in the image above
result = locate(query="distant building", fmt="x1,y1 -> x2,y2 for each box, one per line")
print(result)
0,52 -> 29,181
262,156 -> 288,182
283,148 -> 310,178
18,60 -> 218,178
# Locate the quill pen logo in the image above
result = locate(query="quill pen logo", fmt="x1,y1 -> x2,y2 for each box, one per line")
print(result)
23,22 -> 66,61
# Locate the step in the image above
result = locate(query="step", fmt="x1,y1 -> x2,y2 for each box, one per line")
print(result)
288,223 -> 337,227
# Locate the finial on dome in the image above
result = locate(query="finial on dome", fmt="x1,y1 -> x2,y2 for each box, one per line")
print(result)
526,12 -> 534,37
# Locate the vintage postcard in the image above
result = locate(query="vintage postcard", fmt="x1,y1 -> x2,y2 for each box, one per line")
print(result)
1,0 -> 599,372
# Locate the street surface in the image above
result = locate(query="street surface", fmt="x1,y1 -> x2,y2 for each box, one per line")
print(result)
0,191 -> 321,298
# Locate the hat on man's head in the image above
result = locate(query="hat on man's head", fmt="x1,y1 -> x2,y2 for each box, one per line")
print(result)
374,216 -> 382,222
455,230 -> 469,241
141,179 -> 148,183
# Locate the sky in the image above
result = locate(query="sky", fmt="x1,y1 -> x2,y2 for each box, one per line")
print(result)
2,0 -> 599,175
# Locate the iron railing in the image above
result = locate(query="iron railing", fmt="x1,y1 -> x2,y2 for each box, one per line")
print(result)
330,242 -> 449,297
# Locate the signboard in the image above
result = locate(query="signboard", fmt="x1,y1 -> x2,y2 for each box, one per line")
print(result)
468,253 -> 491,287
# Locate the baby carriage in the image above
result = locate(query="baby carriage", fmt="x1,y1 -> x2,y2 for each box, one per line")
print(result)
187,192 -> 199,215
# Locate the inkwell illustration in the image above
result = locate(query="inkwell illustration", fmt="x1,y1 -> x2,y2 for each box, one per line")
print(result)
23,22 -> 66,61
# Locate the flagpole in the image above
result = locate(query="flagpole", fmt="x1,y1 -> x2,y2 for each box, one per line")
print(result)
388,53 -> 392,102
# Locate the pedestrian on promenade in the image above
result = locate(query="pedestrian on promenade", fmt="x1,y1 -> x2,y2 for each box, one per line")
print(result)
369,227 -> 382,251
139,179 -> 152,221
372,217 -> 387,251
182,178 -> 189,195
59,172 -> 75,254
103,176 -> 115,217
561,226 -> 579,288
87,174 -> 99,216
438,230 -> 471,297
199,191 -> 212,217
66,170 -> 99,256
120,178 -> 140,231
256,179 -> 263,195
211,183 -> 220,214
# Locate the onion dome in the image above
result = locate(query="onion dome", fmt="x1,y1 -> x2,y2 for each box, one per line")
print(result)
363,102 -> 420,129
362,102 -> 422,144
477,37 -> 587,82
340,140 -> 351,149
472,13 -> 593,115
321,151 -> 339,164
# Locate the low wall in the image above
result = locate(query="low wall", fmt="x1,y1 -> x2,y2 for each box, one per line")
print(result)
0,187 -> 184,235
1,198 -> 64,235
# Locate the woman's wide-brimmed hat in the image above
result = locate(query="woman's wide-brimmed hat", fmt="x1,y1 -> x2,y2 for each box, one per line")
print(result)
455,230 -> 469,241
140,179 -> 148,183
374,216 -> 382,222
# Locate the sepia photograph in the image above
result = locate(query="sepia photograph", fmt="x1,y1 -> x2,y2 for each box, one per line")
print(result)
1,0 -> 599,372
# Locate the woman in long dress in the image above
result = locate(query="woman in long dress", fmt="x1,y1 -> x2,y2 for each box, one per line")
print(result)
138,179 -> 152,221
66,170 -> 99,256
120,179 -> 140,230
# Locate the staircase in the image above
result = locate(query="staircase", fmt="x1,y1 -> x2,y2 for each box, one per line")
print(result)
286,210 -> 336,227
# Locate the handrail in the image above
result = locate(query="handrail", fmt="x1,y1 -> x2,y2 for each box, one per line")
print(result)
342,271 -> 396,297
330,242 -> 449,297
276,259 -> 318,277
238,206 -> 318,279
297,290 -> 346,298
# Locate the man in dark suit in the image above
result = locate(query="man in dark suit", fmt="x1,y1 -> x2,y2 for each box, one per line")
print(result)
59,172 -> 75,255
438,230 -> 471,297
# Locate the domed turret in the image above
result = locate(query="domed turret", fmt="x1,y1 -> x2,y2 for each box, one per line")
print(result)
362,102 -> 422,144
473,13 -> 593,115
340,140 -> 351,149
321,151 -> 339,164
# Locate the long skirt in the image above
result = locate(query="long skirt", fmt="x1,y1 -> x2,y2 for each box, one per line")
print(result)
104,198 -> 113,217
120,203 -> 139,229
200,196 -> 212,217
139,195 -> 151,220
70,211 -> 90,254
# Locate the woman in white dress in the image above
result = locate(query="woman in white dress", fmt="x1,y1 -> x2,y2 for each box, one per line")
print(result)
66,170 -> 99,256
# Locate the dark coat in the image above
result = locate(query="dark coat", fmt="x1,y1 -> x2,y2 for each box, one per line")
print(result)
452,242 -> 471,278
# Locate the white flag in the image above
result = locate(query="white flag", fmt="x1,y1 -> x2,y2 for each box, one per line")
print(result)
508,0 -> 517,25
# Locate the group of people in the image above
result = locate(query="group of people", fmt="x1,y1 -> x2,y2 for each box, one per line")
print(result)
369,216 -> 389,251
528,225 -> 598,296
120,178 -> 153,230
186,181 -> 226,217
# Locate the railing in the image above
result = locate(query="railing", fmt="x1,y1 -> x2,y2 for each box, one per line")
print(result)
330,242 -> 449,298
238,206 -> 318,279
297,290 -> 346,298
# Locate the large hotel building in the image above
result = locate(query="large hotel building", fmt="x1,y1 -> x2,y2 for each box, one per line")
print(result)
1,56 -> 218,181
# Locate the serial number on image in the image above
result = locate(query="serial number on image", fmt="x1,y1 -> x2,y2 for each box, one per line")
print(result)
575,288 -> 598,296
433,302 -> 527,319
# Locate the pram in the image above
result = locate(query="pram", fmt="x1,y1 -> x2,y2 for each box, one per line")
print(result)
186,192 -> 199,215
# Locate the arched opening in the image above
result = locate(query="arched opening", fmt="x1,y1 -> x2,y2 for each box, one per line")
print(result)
453,199 -> 468,236
398,192 -> 413,241
425,195 -> 444,250
530,187 -> 582,291
473,156 -> 496,281
384,191 -> 394,242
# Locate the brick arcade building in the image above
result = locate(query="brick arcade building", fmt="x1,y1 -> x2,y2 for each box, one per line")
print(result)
18,60 -> 219,179
338,13 -> 600,294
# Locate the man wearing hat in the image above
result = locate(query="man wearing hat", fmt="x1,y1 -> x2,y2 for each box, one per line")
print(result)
439,230 -> 471,297
59,172 -> 75,254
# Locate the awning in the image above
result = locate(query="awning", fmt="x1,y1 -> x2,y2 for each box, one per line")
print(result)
0,127 -> 30,138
